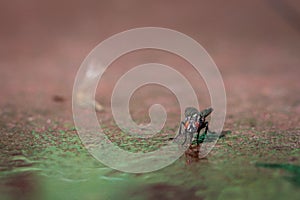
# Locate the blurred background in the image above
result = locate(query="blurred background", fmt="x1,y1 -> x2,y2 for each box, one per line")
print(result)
1,0 -> 299,109
0,1 -> 299,199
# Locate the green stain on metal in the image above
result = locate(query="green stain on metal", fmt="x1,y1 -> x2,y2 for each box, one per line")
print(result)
1,123 -> 299,200
256,163 -> 300,187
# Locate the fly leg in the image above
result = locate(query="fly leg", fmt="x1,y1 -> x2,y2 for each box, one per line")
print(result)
196,122 -> 208,145
204,122 -> 209,135
182,132 -> 187,145
174,122 -> 186,145
189,132 -> 194,145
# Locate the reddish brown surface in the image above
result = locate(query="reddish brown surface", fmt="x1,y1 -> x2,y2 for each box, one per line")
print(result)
0,1 -> 299,199
0,0 -> 299,160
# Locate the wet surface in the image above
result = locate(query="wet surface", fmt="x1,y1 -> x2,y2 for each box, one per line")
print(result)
256,163 -> 300,187
0,108 -> 299,199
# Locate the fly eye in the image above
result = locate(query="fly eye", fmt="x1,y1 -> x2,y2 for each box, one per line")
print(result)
184,121 -> 189,128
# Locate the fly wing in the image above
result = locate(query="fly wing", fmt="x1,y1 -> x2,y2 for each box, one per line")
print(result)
184,107 -> 198,117
200,107 -> 213,118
